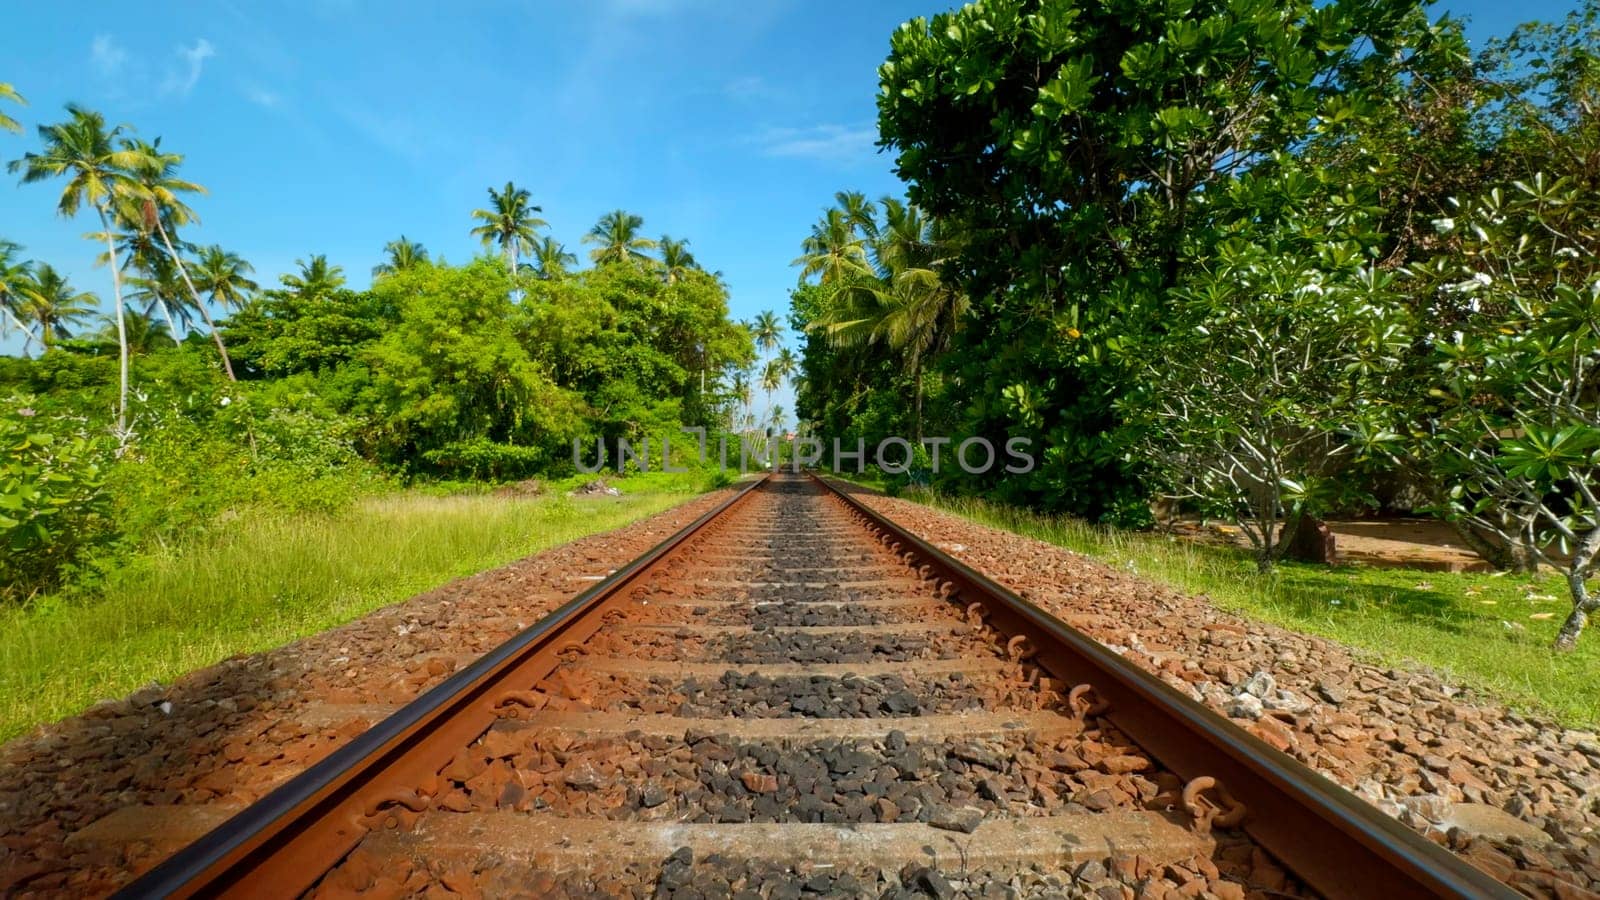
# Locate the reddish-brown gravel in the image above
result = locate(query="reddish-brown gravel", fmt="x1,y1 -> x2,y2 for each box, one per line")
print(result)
3,477 -> 1598,898
0,488 -> 738,898
835,484 -> 1600,897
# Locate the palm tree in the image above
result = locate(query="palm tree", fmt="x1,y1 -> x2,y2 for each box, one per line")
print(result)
373,236 -> 429,278
834,190 -> 878,238
9,105 -> 144,437
774,347 -> 798,380
760,358 -> 784,428
108,308 -> 173,356
113,138 -> 225,369
470,181 -> 546,276
528,236 -> 577,280
190,245 -> 258,313
752,310 -> 783,356
18,264 -> 97,348
657,235 -> 698,284
0,84 -> 26,134
728,368 -> 751,431
793,208 -> 871,285
281,255 -> 345,296
0,241 -> 38,354
584,210 -> 656,267
807,200 -> 967,441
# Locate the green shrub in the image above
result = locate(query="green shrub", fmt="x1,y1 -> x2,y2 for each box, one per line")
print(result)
422,439 -> 546,480
0,401 -> 115,600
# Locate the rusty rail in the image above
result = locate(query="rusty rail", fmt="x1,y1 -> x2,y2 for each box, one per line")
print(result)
118,471 -> 1518,899
115,474 -> 768,900
808,472 -> 1514,900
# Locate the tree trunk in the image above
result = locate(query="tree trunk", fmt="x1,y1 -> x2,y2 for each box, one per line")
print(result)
1554,536 -> 1600,652
157,220 -> 235,381
2,306 -> 35,357
154,296 -> 181,341
1448,519 -> 1539,573
912,359 -> 924,445
98,205 -> 130,442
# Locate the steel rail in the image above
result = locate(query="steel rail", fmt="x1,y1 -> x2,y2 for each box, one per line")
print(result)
809,472 -> 1515,900
115,474 -> 769,900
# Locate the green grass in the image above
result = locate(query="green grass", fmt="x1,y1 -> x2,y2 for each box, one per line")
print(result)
0,483 -> 699,743
886,488 -> 1600,729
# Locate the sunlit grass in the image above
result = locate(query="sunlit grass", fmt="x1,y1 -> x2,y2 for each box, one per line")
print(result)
899,489 -> 1600,728
0,487 -> 694,743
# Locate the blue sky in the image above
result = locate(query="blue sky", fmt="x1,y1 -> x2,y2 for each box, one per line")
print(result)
0,0 -> 1582,364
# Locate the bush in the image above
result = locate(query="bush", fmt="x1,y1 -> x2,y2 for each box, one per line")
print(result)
0,401 -> 115,600
422,439 -> 546,480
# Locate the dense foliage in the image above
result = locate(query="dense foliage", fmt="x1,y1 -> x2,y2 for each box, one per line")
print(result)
795,0 -> 1600,645
1,116 -> 756,599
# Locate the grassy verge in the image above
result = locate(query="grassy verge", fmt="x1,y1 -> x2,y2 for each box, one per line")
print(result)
0,482 -> 702,742
871,484 -> 1600,728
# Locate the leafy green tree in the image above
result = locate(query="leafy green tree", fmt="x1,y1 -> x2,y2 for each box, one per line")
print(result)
373,236 -> 429,279
0,405 -> 114,600
470,181 -> 546,276
584,210 -> 656,267
1124,177 -> 1408,571
9,105 -> 144,437
1396,175 -> 1600,648
0,83 -> 23,134
17,264 -> 97,349
873,0 -> 1449,520
358,259 -> 583,466
528,236 -> 576,280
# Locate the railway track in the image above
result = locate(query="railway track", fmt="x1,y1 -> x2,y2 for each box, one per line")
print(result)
120,473 -> 1514,899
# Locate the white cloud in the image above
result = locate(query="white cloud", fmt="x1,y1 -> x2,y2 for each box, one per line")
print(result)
163,39 -> 216,96
245,85 -> 281,108
90,35 -> 128,77
757,124 -> 878,162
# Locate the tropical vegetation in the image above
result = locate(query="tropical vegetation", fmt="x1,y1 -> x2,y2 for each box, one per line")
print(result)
795,0 -> 1600,648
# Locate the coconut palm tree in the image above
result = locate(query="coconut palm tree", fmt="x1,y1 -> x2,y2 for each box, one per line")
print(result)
125,263 -> 193,334
528,236 -> 577,280
774,347 -> 798,380
793,208 -> 871,285
752,310 -> 783,356
373,236 -> 429,278
18,264 -> 97,348
584,210 -> 656,267
281,254 -> 345,296
0,241 -> 38,354
657,235 -> 698,284
107,308 -> 173,356
190,246 -> 258,313
9,105 -> 144,437
470,181 -> 546,276
834,190 -> 878,238
0,84 -> 26,134
806,200 -> 967,441
115,138 -> 220,373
